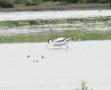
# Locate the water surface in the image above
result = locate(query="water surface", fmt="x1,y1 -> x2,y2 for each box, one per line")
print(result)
0,41 -> 111,90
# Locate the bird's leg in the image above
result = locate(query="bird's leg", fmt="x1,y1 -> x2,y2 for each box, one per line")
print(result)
45,43 -> 49,48
65,45 -> 69,48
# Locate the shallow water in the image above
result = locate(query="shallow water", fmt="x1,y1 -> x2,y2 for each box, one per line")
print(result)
0,10 -> 111,21
0,41 -> 111,90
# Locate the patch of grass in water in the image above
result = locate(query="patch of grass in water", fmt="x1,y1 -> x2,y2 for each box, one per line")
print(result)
0,17 -> 110,28
0,30 -> 111,43
0,32 -> 49,43
86,30 -> 111,40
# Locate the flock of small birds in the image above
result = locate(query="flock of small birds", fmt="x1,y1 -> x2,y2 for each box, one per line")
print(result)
27,54 -> 45,63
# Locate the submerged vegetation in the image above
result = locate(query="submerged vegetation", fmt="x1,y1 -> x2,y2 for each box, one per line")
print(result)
0,16 -> 110,28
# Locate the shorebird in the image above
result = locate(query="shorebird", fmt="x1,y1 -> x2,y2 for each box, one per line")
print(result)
27,54 -> 30,58
47,37 -> 74,48
46,27 -> 75,48
41,55 -> 45,59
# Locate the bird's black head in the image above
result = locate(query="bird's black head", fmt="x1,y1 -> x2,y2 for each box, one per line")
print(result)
48,39 -> 53,43
71,37 -> 76,40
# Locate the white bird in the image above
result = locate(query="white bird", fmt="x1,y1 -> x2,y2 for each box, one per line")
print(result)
47,37 -> 74,48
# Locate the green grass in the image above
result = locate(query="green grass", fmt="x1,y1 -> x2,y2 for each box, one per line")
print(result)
0,30 -> 111,43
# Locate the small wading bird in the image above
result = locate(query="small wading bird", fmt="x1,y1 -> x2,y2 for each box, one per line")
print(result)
46,27 -> 75,48
47,37 -> 74,48
41,55 -> 45,59
27,54 -> 30,58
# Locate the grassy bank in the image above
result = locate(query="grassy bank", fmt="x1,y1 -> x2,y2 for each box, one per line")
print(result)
0,30 -> 111,43
0,3 -> 110,12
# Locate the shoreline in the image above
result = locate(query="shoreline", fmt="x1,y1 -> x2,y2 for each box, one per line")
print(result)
0,3 -> 110,12
0,8 -> 111,12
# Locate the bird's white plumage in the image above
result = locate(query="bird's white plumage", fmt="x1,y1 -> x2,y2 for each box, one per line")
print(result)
54,38 -> 65,42
48,37 -> 72,48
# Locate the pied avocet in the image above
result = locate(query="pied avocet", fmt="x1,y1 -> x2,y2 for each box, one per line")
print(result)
47,37 -> 74,48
